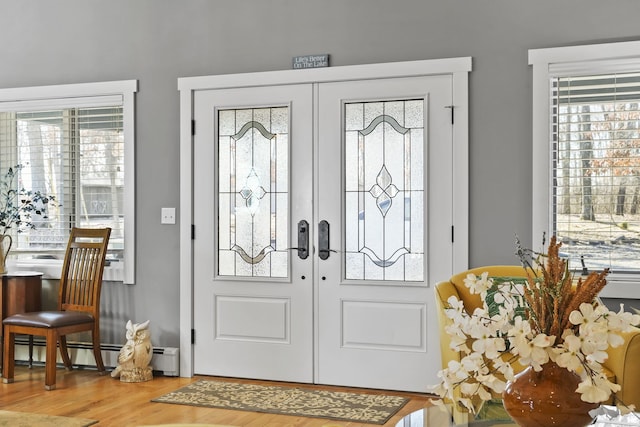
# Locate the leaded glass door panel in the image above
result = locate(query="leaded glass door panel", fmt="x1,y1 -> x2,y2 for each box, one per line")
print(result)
193,84 -> 314,383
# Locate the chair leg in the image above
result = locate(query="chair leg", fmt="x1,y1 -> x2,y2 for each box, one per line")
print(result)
3,329 -> 15,384
45,330 -> 57,390
92,327 -> 105,374
58,335 -> 73,370
28,335 -> 34,368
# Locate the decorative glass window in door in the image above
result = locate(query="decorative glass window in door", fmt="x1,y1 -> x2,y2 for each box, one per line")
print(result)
217,107 -> 289,278
344,100 -> 424,281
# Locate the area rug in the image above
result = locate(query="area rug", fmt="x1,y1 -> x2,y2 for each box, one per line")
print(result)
0,410 -> 97,427
151,380 -> 409,425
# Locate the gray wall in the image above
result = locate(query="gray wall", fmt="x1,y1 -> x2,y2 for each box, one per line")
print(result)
2,0 -> 640,348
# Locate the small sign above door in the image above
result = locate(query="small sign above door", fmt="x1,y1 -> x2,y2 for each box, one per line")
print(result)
292,54 -> 330,69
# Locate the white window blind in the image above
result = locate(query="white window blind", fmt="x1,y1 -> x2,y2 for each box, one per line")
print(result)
552,71 -> 640,273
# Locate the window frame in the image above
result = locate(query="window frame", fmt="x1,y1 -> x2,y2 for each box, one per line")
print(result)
0,80 -> 137,284
530,40 -> 640,298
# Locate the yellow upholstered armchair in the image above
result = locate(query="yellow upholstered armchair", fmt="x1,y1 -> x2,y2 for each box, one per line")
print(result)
434,265 -> 640,408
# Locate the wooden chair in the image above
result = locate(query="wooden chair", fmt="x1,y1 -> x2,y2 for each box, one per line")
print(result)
2,227 -> 111,390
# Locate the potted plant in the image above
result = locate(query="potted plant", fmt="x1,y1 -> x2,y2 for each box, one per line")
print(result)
0,164 -> 55,273
432,236 -> 640,426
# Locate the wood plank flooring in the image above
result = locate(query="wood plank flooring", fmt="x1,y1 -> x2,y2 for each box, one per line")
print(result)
0,366 -> 435,426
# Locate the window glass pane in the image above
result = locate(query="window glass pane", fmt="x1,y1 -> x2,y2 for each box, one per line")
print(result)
79,107 -> 124,250
217,106 -> 289,278
553,72 -> 640,273
344,99 -> 424,281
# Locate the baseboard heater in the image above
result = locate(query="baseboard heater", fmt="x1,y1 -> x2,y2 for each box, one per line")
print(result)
12,337 -> 180,376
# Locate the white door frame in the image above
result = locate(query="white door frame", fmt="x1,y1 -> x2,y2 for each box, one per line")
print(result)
178,57 -> 472,377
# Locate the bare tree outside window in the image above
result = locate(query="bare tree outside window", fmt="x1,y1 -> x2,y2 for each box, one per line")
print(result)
554,73 -> 640,273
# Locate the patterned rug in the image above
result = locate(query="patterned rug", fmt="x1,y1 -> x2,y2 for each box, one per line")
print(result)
0,410 -> 97,427
151,380 -> 409,425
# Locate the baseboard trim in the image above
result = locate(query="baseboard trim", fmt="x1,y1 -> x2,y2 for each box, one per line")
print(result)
12,337 -> 179,376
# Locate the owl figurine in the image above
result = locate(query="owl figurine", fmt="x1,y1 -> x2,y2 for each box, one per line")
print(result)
111,319 -> 153,382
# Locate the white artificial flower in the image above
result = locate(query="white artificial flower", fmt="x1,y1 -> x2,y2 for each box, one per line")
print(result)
570,303 -> 600,335
463,273 -> 478,290
491,312 -> 513,336
445,296 -> 466,323
609,333 -> 625,348
477,373 -> 507,394
471,306 -> 490,320
576,373 -> 618,404
446,359 -> 469,381
577,379 -> 610,404
447,295 -> 465,309
465,271 -> 492,295
431,382 -> 450,400
500,296 -> 517,314
555,333 -> 583,371
607,304 -> 640,333
445,323 -> 470,354
595,306 -> 627,348
492,357 -> 515,381
513,334 -> 554,371
578,331 -> 609,364
475,383 -> 492,401
472,336 -> 506,360
507,317 -> 532,349
460,352 -> 487,376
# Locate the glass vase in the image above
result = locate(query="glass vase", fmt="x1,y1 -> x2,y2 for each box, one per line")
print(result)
0,234 -> 11,274
502,361 -> 598,427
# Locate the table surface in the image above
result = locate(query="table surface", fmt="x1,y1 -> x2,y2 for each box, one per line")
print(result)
1,271 -> 43,277
396,403 -> 640,427
395,401 -> 517,427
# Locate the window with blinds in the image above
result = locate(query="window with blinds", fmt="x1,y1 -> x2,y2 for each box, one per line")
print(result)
0,80 -> 136,283
0,105 -> 124,254
552,72 -> 640,273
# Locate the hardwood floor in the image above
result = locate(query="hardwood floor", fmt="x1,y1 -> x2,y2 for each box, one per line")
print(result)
0,365 -> 435,426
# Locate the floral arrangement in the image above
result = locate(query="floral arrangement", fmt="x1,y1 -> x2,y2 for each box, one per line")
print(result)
432,235 -> 640,414
0,164 -> 54,234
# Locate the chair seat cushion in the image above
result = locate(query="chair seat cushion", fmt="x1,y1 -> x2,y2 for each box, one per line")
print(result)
3,311 -> 94,328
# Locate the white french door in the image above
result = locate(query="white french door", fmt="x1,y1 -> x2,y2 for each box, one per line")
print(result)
316,76 -> 453,390
193,84 -> 314,382
183,59 -> 470,392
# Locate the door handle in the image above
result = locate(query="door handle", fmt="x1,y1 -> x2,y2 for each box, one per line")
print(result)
294,220 -> 309,259
318,220 -> 336,260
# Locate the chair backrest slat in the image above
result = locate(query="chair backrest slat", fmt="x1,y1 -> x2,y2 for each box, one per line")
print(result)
58,228 -> 111,317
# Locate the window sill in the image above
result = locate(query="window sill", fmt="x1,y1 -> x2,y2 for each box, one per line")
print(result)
7,259 -> 124,282
599,276 -> 640,299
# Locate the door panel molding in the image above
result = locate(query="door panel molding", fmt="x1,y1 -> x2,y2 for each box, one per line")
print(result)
215,295 -> 290,343
341,300 -> 426,351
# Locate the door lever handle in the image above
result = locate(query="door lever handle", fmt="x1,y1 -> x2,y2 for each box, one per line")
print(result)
294,220 -> 309,259
318,220 -> 334,260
